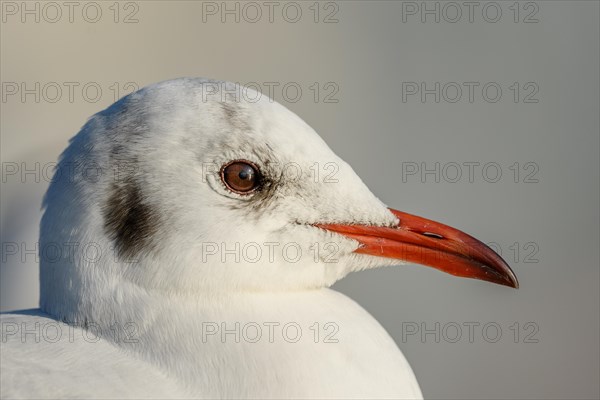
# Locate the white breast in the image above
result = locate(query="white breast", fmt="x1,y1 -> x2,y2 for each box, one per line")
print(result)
1,289 -> 422,399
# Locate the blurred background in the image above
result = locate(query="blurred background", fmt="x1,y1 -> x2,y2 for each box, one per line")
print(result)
1,1 -> 598,399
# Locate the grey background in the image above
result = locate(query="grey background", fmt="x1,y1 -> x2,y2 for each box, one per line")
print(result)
1,1 -> 598,399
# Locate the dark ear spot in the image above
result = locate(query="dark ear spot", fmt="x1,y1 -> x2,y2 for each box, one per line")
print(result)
104,179 -> 158,260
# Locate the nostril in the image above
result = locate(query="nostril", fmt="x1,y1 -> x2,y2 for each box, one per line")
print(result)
422,232 -> 444,239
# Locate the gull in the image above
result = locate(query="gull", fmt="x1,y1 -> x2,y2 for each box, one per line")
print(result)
0,78 -> 518,399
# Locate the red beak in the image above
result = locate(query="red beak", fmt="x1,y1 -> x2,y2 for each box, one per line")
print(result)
316,208 -> 518,288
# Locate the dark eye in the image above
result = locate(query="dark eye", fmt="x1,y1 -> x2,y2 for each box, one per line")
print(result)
220,160 -> 261,194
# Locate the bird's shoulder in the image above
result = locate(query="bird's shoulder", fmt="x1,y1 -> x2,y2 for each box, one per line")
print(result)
0,310 -> 189,399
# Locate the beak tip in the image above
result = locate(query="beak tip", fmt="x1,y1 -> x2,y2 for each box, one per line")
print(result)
500,277 -> 519,289
508,273 -> 520,289
496,266 -> 519,289
499,259 -> 520,289
489,259 -> 519,289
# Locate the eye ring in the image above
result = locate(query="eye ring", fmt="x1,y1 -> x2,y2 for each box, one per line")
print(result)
220,159 -> 262,195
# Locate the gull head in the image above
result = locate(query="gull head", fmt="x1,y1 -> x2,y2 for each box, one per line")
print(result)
39,78 -> 517,321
